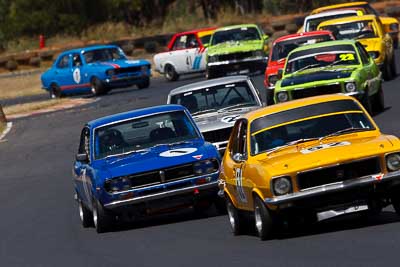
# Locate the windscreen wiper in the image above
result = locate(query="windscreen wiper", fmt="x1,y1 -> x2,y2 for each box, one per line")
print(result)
266,138 -> 319,156
318,127 -> 368,143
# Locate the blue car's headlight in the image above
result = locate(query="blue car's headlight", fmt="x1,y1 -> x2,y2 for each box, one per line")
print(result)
106,69 -> 115,76
193,159 -> 219,175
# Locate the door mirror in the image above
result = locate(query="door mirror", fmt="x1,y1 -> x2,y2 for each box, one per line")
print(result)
277,69 -> 284,80
203,43 -> 209,48
232,153 -> 245,162
263,34 -> 269,41
76,153 -> 89,163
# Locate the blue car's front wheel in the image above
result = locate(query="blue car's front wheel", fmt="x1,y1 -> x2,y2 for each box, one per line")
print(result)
91,77 -> 107,96
49,84 -> 62,99
92,198 -> 114,233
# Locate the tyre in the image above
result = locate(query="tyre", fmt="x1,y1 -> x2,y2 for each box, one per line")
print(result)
49,84 -> 62,99
78,199 -> 93,228
137,77 -> 150,89
91,77 -> 106,96
383,59 -> 393,81
373,85 -> 385,113
392,193 -> 400,216
266,88 -> 275,106
205,67 -> 217,79
254,196 -> 275,240
390,55 -> 397,77
226,197 -> 246,235
362,89 -> 372,115
92,198 -> 114,233
164,64 -> 179,81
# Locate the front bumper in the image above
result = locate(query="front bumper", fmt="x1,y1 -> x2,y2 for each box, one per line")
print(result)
207,57 -> 267,75
104,176 -> 219,209
264,170 -> 400,206
104,73 -> 149,88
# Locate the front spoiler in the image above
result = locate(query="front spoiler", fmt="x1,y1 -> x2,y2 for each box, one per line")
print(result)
104,181 -> 218,209
264,170 -> 400,206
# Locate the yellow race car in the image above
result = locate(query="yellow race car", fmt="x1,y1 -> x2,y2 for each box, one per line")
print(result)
219,94 -> 400,240
310,1 -> 399,48
318,15 -> 396,80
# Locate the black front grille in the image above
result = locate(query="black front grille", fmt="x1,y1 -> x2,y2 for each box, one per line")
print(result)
164,164 -> 194,182
115,66 -> 142,74
291,84 -> 342,99
130,171 -> 160,188
297,157 -> 381,190
218,51 -> 254,62
202,127 -> 233,143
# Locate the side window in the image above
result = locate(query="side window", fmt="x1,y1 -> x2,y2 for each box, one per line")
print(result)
186,34 -> 199,48
230,119 -> 247,157
356,42 -> 370,65
57,54 -> 70,68
78,127 -> 90,156
172,35 -> 188,50
72,53 -> 82,67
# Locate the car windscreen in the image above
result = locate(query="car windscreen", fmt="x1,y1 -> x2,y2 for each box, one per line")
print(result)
271,34 -> 333,61
211,27 -> 261,45
306,13 -> 357,31
285,44 -> 359,74
250,100 -> 375,155
319,20 -> 378,40
94,111 -> 200,159
170,81 -> 258,115
83,48 -> 126,64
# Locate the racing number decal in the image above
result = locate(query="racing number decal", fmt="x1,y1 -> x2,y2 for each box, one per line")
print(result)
339,53 -> 355,61
235,167 -> 247,203
73,68 -> 81,83
221,115 -> 241,124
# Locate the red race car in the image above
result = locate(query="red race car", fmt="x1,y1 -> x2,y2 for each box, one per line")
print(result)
264,30 -> 335,105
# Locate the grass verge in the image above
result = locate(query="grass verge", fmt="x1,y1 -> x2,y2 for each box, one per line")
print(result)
3,99 -> 68,116
0,122 -> 5,134
0,72 -> 44,100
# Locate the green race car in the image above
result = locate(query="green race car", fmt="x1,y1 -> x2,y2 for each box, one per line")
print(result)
274,40 -> 384,113
206,24 -> 269,79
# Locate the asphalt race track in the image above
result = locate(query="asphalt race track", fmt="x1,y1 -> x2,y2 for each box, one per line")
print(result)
1,53 -> 400,266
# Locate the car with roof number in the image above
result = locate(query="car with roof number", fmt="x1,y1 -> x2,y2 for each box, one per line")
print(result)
310,1 -> 399,48
167,76 -> 263,155
264,30 -> 335,105
206,24 -> 269,79
73,105 -> 222,233
274,40 -> 384,114
41,45 -> 151,98
219,94 -> 400,240
153,27 -> 216,81
318,15 -> 396,80
301,10 -> 362,33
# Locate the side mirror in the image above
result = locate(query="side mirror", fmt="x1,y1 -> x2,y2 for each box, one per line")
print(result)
232,153 -> 245,162
277,69 -> 284,80
76,153 -> 89,163
203,43 -> 209,48
263,34 -> 269,40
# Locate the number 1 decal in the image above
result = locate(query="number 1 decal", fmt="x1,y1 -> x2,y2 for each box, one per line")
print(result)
235,167 -> 247,203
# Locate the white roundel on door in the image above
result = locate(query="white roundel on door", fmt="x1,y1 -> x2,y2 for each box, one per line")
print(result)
73,68 -> 81,83
159,148 -> 197,157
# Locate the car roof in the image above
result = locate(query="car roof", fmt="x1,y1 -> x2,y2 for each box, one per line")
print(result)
87,104 -> 186,129
168,76 -> 250,95
175,27 -> 217,36
243,94 -> 359,122
215,24 -> 259,32
288,39 -> 357,54
311,2 -> 369,14
305,9 -> 359,20
60,44 -> 119,55
273,30 -> 333,45
318,14 -> 377,27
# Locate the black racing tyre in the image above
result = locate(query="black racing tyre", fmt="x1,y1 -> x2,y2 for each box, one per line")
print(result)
373,85 -> 385,113
362,89 -> 373,115
266,88 -> 275,106
137,77 -> 150,89
164,64 -> 179,81
390,54 -> 397,77
214,197 -> 227,215
78,199 -> 93,228
92,198 -> 114,233
254,196 -> 275,240
383,58 -> 393,81
226,197 -> 246,235
91,77 -> 106,96
392,194 -> 400,216
49,84 -> 62,99
205,67 -> 217,79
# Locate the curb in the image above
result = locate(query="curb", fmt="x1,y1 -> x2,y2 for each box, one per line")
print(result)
0,122 -> 13,141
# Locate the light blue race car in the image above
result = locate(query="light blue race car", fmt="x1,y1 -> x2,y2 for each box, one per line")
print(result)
41,45 -> 151,98
73,104 -> 223,233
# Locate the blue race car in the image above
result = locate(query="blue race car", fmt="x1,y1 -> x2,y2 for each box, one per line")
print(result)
73,104 -> 222,233
41,45 -> 151,98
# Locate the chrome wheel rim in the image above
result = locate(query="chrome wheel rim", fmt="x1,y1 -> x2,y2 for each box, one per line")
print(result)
255,205 -> 263,235
227,203 -> 236,230
92,206 -> 98,228
78,202 -> 84,222
91,85 -> 96,94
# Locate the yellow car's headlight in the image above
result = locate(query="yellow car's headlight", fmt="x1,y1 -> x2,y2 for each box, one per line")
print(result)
272,176 -> 292,196
386,153 -> 400,172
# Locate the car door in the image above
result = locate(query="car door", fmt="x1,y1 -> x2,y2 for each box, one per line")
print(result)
53,54 -> 75,89
185,33 -> 204,72
168,34 -> 190,73
356,42 -> 379,95
230,119 -> 250,209
74,127 -> 92,206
